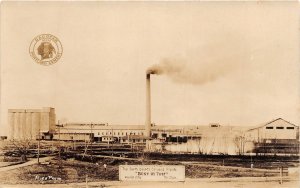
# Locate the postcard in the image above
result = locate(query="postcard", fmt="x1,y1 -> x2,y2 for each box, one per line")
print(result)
0,1 -> 299,187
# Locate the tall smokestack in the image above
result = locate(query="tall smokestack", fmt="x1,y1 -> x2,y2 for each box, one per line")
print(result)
145,73 -> 151,137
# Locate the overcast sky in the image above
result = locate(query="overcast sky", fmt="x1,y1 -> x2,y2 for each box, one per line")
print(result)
1,1 -> 299,136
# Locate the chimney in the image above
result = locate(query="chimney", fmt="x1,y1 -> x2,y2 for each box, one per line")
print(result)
145,73 -> 151,137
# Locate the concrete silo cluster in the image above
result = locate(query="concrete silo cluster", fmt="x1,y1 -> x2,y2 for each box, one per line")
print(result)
8,107 -> 55,140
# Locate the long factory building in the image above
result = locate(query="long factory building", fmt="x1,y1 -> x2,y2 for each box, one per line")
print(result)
54,123 -> 148,143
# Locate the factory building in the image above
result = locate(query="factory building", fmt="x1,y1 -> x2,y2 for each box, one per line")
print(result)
245,118 -> 299,143
8,107 -> 56,140
120,135 -> 150,144
151,127 -> 184,141
54,123 -> 201,143
53,123 -> 146,142
245,118 -> 299,154
7,106 -> 299,155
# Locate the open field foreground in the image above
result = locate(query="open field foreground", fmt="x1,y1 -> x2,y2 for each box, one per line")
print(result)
0,141 -> 299,187
0,154 -> 299,188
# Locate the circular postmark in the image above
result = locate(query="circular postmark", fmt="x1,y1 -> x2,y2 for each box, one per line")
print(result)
29,34 -> 63,66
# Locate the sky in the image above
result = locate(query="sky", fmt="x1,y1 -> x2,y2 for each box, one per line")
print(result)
1,1 -> 299,136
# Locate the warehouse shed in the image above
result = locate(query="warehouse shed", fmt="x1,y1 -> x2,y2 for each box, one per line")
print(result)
245,118 -> 299,143
245,118 -> 299,154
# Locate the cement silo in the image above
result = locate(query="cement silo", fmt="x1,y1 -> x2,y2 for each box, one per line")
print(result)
8,107 -> 56,140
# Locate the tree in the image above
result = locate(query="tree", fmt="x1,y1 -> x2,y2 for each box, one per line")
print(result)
8,139 -> 33,162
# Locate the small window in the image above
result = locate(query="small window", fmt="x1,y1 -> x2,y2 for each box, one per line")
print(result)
276,127 -> 284,129
266,127 -> 273,129
287,127 -> 294,129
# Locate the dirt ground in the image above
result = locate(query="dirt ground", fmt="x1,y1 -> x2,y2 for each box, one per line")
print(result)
0,155 -> 298,185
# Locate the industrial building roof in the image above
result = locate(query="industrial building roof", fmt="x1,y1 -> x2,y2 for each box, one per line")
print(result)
62,123 -> 145,130
247,118 -> 299,131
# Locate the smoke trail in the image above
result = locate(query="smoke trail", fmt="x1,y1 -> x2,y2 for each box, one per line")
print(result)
147,36 -> 248,85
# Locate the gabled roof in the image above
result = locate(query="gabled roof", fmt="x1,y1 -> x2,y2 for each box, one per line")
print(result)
264,118 -> 298,127
247,118 -> 298,131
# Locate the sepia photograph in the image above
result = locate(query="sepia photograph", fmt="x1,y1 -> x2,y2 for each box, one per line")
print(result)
0,1 -> 299,187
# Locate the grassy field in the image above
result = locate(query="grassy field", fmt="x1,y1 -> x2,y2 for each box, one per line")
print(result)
0,140 -> 299,185
0,154 -> 298,185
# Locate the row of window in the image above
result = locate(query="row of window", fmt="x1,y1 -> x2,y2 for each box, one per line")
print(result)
102,137 -> 114,141
266,126 -> 294,130
97,131 -> 144,136
122,139 -> 146,143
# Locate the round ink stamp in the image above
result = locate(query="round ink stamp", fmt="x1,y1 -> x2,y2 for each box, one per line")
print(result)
29,34 -> 63,66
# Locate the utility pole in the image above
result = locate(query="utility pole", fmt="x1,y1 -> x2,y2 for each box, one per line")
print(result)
280,166 -> 283,184
73,133 -> 75,150
37,125 -> 40,165
111,128 -> 114,153
85,167 -> 88,188
107,134 -> 109,148
90,122 -> 93,156
56,120 -> 63,169
59,123 -> 61,165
